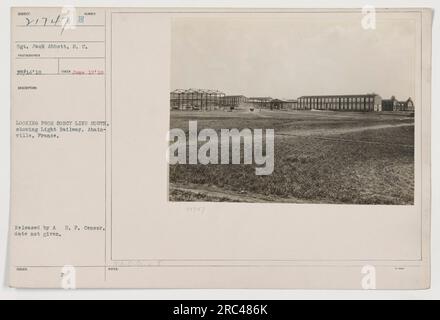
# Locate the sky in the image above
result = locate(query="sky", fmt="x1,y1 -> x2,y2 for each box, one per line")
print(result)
171,13 -> 417,101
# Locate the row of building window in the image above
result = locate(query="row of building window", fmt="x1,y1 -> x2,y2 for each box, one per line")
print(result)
297,96 -> 378,110
298,97 -> 375,104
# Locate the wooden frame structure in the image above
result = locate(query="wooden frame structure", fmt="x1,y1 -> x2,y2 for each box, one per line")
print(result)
170,89 -> 225,111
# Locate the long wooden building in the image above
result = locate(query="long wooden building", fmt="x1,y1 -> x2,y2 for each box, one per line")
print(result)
297,94 -> 383,112
170,89 -> 226,111
171,90 -> 414,113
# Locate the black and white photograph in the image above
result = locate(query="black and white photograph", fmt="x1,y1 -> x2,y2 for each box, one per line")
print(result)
169,15 -> 416,205
1,2 -> 437,299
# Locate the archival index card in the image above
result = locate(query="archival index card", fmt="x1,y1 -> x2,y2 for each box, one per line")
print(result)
9,7 -> 432,289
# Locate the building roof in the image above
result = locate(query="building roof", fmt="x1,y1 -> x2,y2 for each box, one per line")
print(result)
298,94 -> 380,99
248,97 -> 273,101
171,88 -> 225,95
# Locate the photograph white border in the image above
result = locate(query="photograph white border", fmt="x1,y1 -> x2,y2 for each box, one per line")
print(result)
0,0 -> 438,300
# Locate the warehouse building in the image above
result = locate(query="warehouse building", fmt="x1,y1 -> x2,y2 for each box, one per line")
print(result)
382,96 -> 415,112
248,97 -> 273,109
280,99 -> 298,110
401,98 -> 415,112
170,89 -> 225,111
264,99 -> 296,110
171,90 -> 413,113
297,94 -> 382,112
221,95 -> 248,109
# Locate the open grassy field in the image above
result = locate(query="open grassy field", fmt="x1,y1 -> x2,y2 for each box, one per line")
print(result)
169,110 -> 414,204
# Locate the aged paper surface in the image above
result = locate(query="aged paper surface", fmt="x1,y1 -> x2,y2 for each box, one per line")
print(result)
9,7 -> 432,289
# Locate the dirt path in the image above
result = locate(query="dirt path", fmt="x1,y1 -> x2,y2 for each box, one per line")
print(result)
170,183 -> 319,203
278,122 -> 414,137
277,123 -> 414,148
